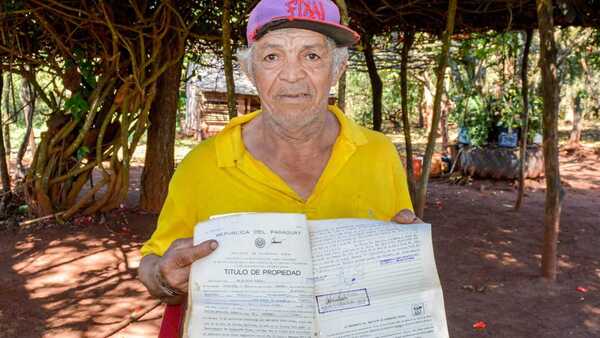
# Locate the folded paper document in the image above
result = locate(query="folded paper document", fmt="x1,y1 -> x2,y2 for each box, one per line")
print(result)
185,213 -> 449,338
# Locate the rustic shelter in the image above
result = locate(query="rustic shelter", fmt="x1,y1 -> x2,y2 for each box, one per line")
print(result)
184,62 -> 260,139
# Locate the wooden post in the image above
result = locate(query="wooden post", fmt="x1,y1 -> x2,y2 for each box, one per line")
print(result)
364,36 -> 383,131
400,31 -> 416,200
3,73 -> 13,159
0,73 -> 10,193
18,74 -> 37,175
414,0 -> 457,218
334,0 -> 349,112
536,0 -> 562,281
515,29 -> 533,210
338,72 -> 347,111
222,0 -> 237,120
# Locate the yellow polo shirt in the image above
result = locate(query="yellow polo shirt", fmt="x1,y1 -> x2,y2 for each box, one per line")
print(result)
141,105 -> 412,257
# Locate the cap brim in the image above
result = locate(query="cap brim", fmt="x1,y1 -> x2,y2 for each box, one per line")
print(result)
254,17 -> 360,47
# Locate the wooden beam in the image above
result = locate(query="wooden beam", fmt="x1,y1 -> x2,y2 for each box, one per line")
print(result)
222,0 -> 237,120
363,36 -> 383,131
536,0 -> 562,281
515,29 -> 533,210
0,73 -> 11,193
414,0 -> 458,218
400,30 -> 416,201
335,0 -> 349,112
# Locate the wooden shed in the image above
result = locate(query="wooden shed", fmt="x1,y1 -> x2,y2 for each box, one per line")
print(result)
183,62 -> 261,139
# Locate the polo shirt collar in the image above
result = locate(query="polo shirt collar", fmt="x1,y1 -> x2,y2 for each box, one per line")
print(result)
215,105 -> 367,168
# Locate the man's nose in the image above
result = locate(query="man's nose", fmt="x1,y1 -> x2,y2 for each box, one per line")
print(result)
278,58 -> 307,82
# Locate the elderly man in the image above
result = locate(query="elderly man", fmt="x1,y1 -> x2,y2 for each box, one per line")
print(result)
139,0 -> 417,310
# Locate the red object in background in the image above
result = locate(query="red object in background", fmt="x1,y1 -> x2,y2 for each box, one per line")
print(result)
159,304 -> 184,338
413,157 -> 423,181
576,286 -> 589,293
473,321 -> 487,329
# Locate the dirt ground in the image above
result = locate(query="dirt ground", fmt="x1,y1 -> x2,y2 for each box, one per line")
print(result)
0,145 -> 598,338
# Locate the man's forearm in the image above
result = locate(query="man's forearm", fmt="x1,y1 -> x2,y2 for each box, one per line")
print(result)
138,254 -> 186,304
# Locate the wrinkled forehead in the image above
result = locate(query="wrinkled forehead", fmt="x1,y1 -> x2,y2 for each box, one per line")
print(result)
254,28 -> 330,50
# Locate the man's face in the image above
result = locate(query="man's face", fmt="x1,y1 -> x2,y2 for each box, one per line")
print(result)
250,28 -> 337,130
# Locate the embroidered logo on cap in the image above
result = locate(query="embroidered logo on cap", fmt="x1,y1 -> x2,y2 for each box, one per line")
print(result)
286,0 -> 326,20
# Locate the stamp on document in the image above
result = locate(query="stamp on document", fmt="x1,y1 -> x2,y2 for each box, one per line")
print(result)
412,302 -> 425,316
316,288 -> 370,314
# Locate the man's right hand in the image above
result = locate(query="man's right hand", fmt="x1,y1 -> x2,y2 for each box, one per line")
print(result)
138,238 -> 218,304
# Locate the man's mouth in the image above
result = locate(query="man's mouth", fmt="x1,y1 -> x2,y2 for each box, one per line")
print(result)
278,93 -> 311,101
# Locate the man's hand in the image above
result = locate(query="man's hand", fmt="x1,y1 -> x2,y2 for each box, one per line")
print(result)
138,238 -> 218,304
158,238 -> 218,294
391,209 -> 423,224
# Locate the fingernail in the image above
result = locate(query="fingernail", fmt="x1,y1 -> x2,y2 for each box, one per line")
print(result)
210,240 -> 219,250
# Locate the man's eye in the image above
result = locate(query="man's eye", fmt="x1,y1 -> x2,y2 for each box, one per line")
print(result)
306,53 -> 321,61
264,54 -> 278,62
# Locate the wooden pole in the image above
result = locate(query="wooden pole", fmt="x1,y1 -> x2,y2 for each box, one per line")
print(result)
18,74 -> 37,175
414,0 -> 458,218
222,0 -> 237,120
363,36 -> 383,131
99,300 -> 162,338
0,73 -> 11,193
400,31 -> 416,201
515,29 -> 533,210
334,0 -> 349,112
338,71 -> 347,111
536,0 -> 562,281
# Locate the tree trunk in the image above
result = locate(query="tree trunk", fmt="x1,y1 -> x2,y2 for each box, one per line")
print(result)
222,0 -> 237,120
569,57 -> 592,148
364,36 -> 382,131
420,73 -> 434,130
414,0 -> 457,218
515,29 -> 533,211
417,85 -> 425,128
400,31 -> 416,200
3,122 -> 9,162
440,98 -> 449,152
18,77 -> 36,175
0,74 -> 10,193
140,57 -> 184,213
3,73 -> 13,159
537,0 -> 562,281
568,92 -> 584,148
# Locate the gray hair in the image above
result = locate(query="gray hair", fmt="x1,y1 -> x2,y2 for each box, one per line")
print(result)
237,36 -> 348,82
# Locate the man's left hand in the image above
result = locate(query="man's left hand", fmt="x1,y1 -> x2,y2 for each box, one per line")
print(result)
392,209 -> 423,224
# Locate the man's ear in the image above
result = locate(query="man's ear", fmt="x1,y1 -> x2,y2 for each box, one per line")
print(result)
331,61 -> 347,86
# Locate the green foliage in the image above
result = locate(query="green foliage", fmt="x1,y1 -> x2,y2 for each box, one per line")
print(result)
450,94 -> 489,146
76,146 -> 90,160
63,92 -> 89,121
346,65 -> 421,129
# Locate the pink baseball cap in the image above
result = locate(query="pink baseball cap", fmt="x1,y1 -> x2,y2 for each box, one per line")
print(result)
247,0 -> 360,47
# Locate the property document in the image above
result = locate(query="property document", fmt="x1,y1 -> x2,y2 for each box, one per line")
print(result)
310,219 -> 448,338
186,213 -> 449,338
187,213 -> 315,338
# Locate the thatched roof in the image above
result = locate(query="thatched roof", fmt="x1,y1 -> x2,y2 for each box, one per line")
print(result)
188,62 -> 258,96
347,0 -> 600,36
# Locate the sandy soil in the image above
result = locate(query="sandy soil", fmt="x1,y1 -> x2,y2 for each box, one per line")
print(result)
0,146 -> 598,338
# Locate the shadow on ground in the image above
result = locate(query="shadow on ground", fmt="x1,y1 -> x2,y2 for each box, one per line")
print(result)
0,207 -> 162,338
